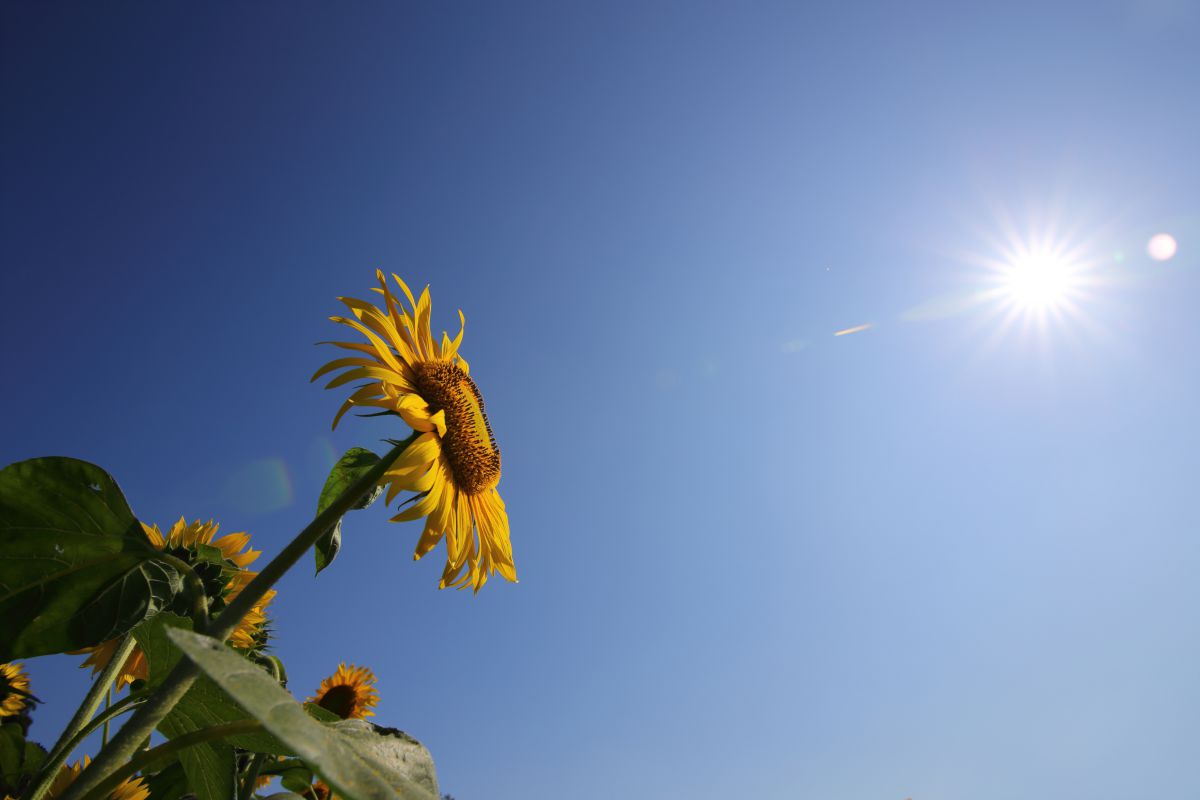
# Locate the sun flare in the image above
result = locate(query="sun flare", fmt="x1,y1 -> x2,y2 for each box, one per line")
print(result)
968,220 -> 1103,339
1000,250 -> 1078,311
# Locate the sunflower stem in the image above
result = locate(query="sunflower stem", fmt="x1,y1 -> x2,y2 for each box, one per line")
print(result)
239,752 -> 268,800
78,720 -> 263,800
61,435 -> 417,800
28,690 -> 148,798
26,634 -> 137,800
101,686 -> 111,747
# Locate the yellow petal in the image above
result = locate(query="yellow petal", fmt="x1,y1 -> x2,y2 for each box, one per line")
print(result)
390,479 -> 444,523
329,316 -> 407,376
390,432 -> 441,470
390,273 -> 418,313
310,357 -> 380,384
414,286 -> 436,359
429,409 -> 447,437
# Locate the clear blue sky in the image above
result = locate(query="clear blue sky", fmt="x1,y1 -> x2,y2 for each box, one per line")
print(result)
3,2 -> 1198,798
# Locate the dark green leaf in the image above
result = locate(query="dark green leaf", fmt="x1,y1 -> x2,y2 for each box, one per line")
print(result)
133,615 -> 294,800
0,731 -> 18,788
133,614 -> 234,800
168,628 -> 437,800
135,614 -> 293,754
0,722 -> 46,798
302,703 -> 339,724
279,763 -> 314,794
142,760 -> 190,800
314,448 -> 384,575
0,457 -> 184,660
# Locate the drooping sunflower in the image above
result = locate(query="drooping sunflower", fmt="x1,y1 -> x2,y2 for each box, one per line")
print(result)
0,662 -> 31,718
313,271 -> 516,592
48,757 -> 148,800
306,663 -> 379,720
76,518 -> 275,687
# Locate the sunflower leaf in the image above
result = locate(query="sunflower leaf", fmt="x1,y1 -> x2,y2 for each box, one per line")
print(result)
314,448 -> 385,575
142,760 -> 191,800
133,614 -> 294,800
168,628 -> 439,800
278,763 -> 315,794
1,722 -> 47,799
302,703 -> 340,724
0,457 -> 184,660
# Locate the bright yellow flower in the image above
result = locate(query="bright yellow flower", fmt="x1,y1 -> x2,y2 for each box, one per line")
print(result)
76,519 -> 273,687
314,271 -> 516,591
0,662 -> 30,718
140,517 -> 261,569
306,663 -> 379,720
48,757 -> 148,800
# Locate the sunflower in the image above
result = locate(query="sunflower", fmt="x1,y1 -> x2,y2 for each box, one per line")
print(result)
306,664 -> 379,720
0,662 -> 31,718
47,758 -> 148,800
313,271 -> 516,592
76,518 -> 274,687
304,780 -> 335,800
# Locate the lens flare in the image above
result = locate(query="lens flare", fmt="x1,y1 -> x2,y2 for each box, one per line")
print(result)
1147,233 -> 1177,261
965,216 -> 1104,342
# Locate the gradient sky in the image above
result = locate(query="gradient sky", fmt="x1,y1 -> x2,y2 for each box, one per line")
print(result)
3,3 -> 1199,799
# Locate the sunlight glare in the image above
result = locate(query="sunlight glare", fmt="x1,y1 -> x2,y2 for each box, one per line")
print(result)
966,218 -> 1104,342
1002,251 -> 1075,311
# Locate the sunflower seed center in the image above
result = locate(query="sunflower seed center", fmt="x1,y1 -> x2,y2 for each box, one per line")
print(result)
414,361 -> 501,494
317,685 -> 359,719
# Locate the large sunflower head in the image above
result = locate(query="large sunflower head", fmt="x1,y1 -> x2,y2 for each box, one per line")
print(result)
314,271 -> 516,592
0,662 -> 31,718
75,518 -> 274,687
48,758 -> 148,800
306,663 -> 379,720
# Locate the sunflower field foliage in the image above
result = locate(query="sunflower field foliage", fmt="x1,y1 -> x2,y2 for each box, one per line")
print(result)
0,276 -> 513,800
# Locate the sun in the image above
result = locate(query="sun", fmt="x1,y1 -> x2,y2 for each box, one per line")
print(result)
969,221 -> 1102,337
999,248 -> 1079,312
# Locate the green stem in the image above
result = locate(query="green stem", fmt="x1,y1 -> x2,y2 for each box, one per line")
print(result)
62,436 -> 416,800
101,687 -> 112,747
33,692 -> 148,791
255,758 -> 306,776
27,635 -> 138,800
79,720 -> 263,800
239,753 -> 268,800
156,552 -> 211,631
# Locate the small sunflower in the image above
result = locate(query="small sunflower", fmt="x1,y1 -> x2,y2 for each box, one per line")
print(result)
306,664 -> 379,720
314,271 -> 516,591
76,518 -> 274,687
305,780 -> 335,800
0,662 -> 31,718
48,758 -> 148,800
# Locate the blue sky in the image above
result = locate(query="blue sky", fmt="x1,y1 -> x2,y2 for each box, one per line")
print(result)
3,2 -> 1198,798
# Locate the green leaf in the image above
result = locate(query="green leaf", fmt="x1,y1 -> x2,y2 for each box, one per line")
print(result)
0,722 -> 47,799
168,628 -> 437,800
0,457 -> 184,660
302,703 -> 340,724
142,760 -> 191,800
278,763 -> 314,794
133,614 -> 293,800
314,448 -> 385,575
